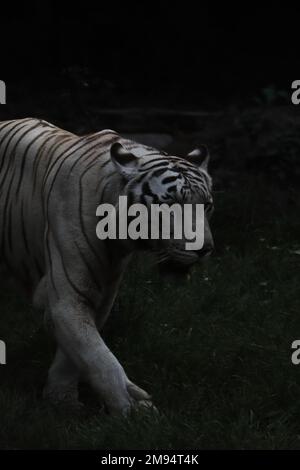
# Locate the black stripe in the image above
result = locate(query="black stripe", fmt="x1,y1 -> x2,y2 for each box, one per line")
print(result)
74,240 -> 103,294
142,181 -> 154,197
15,129 -> 51,198
44,134 -> 111,195
45,229 -> 59,299
152,168 -> 167,178
58,241 -> 95,309
167,185 -> 177,193
140,158 -> 169,166
7,201 -> 13,253
68,135 -> 119,174
44,140 -> 105,218
31,132 -> 58,196
162,175 -> 178,184
42,137 -> 80,185
139,161 -> 169,172
96,170 -> 116,205
78,164 -> 108,275
0,122 -> 33,177
21,200 -> 30,255
0,123 -> 43,255
0,120 -> 25,154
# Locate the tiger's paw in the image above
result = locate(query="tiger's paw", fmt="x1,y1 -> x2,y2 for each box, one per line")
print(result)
126,380 -> 158,415
43,385 -> 84,412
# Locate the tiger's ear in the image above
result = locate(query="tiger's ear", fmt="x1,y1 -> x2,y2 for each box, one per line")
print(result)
110,142 -> 139,179
186,145 -> 210,171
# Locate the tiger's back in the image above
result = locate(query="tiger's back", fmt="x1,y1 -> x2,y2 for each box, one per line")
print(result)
0,118 -> 120,293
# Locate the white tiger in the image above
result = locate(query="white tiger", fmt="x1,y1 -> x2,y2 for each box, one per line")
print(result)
0,118 -> 214,414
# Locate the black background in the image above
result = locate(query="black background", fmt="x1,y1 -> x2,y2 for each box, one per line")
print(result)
0,3 -> 296,109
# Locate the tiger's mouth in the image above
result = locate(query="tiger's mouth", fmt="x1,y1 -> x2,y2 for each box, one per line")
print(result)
156,246 -> 213,281
157,258 -> 195,281
137,243 -> 198,280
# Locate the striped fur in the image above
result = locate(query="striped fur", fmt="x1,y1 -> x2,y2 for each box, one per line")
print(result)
0,118 -> 214,414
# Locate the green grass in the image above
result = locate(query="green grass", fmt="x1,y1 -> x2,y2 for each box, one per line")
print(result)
0,175 -> 300,449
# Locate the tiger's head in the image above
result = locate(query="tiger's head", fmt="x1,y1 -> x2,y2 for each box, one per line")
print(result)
110,142 -> 214,274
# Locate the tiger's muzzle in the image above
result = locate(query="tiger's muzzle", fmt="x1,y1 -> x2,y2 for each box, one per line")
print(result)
158,240 -> 214,280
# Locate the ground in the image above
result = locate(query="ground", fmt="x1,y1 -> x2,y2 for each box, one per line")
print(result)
1,169 -> 300,449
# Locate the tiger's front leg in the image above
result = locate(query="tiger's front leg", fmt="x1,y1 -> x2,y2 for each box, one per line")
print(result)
44,224 -> 153,414
47,297 -> 152,414
44,299 -> 152,413
43,347 -> 82,408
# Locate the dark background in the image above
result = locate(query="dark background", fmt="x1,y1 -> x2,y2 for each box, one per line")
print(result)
0,3 -> 296,109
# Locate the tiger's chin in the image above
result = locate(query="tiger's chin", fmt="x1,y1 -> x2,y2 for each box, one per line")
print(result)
158,259 -> 195,282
